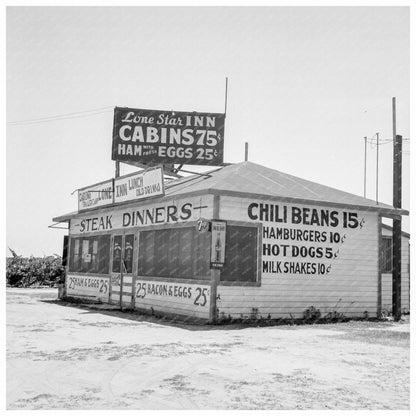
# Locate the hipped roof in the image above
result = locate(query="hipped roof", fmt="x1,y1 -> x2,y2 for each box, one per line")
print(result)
53,161 -> 408,222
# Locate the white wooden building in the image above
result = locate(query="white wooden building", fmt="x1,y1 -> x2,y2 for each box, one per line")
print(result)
53,161 -> 410,321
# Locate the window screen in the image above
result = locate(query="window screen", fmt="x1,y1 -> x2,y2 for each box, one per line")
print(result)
138,227 -> 210,280
69,235 -> 110,274
124,234 -> 134,273
381,237 -> 393,273
112,235 -> 123,273
220,226 -> 258,282
73,239 -> 81,271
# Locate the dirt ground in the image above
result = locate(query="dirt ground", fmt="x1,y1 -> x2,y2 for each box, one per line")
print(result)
6,288 -> 410,410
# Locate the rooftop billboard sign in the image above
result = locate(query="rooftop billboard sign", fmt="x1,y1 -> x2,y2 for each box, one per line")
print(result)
112,107 -> 225,166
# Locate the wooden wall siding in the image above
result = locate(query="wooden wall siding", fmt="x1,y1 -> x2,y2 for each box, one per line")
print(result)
380,233 -> 410,312
110,273 -> 121,304
121,275 -> 134,306
134,279 -> 211,319
66,274 -> 110,303
109,292 -> 120,305
69,194 -> 214,235
217,196 -> 380,318
109,274 -> 134,306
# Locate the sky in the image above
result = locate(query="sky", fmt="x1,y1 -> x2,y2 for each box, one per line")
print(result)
6,5 -> 411,257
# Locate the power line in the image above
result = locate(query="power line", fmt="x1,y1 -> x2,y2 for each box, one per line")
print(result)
366,138 -> 392,149
365,138 -> 391,143
377,140 -> 394,146
8,110 -> 113,125
8,106 -> 114,125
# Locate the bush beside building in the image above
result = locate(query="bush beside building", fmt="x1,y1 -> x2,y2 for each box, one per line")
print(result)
6,248 -> 64,287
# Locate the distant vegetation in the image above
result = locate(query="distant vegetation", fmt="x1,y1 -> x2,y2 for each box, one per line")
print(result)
6,248 -> 65,287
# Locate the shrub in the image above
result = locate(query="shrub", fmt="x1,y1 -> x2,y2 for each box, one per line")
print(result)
250,307 -> 259,320
6,248 -> 65,287
303,306 -> 321,323
323,310 -> 348,323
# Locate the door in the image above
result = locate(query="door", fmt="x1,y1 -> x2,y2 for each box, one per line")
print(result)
110,233 -> 135,307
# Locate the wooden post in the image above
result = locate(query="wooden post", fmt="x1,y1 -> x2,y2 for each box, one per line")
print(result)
375,133 -> 379,204
209,195 -> 221,322
392,134 -> 402,321
364,137 -> 367,198
115,161 -> 120,178
224,77 -> 228,115
377,216 -> 382,317
210,270 -> 220,322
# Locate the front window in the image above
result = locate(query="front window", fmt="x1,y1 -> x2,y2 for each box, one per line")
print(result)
220,225 -> 259,283
138,226 -> 211,280
69,235 -> 110,274
381,237 -> 393,273
138,223 -> 260,284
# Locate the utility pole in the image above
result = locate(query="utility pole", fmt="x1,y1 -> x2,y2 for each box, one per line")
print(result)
375,133 -> 379,204
392,134 -> 402,321
364,137 -> 367,198
392,97 -> 396,141
224,77 -> 228,115
391,97 -> 402,321
245,142 -> 249,161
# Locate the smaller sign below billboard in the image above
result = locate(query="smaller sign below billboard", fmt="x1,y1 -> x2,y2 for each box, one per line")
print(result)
78,168 -> 165,212
114,166 -> 165,204
78,179 -> 114,212
210,220 -> 226,269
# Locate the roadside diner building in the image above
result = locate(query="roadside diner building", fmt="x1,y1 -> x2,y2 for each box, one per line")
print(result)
53,161 -> 409,321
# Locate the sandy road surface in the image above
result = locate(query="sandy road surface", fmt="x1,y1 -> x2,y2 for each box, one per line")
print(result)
6,288 -> 409,410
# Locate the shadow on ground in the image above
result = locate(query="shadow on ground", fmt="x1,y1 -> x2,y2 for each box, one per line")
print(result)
40,299 -> 245,331
40,298 -> 410,334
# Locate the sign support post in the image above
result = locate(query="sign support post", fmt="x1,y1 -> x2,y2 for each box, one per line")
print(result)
115,161 -> 120,178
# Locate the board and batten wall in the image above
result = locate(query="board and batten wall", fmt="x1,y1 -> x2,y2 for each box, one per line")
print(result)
380,228 -> 410,313
217,196 -> 380,319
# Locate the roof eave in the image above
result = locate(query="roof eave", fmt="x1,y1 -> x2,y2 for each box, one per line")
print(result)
208,189 -> 408,218
52,188 -> 408,223
52,214 -> 74,223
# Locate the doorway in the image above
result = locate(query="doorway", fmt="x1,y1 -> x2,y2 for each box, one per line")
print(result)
110,233 -> 135,307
